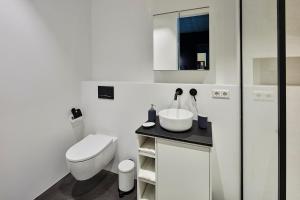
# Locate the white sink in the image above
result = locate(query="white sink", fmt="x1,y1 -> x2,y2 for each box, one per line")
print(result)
158,109 -> 194,132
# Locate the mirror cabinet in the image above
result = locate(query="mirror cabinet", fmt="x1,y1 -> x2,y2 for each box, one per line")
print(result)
153,8 -> 210,71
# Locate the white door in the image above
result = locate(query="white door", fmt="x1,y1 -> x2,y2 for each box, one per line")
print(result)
156,139 -> 210,200
153,12 -> 179,70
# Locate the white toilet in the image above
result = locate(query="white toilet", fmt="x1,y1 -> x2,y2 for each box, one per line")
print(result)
66,134 -> 117,181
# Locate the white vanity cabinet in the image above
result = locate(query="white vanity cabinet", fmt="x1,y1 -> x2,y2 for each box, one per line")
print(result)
156,138 -> 210,200
137,135 -> 211,200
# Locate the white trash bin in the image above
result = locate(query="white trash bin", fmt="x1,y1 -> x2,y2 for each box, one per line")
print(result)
118,159 -> 135,196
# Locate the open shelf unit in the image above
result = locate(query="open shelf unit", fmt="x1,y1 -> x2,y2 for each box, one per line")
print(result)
138,181 -> 155,200
141,183 -> 155,200
138,156 -> 156,184
138,137 -> 155,158
137,135 -> 156,200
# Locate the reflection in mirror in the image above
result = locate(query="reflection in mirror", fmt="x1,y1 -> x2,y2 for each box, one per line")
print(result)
179,14 -> 209,70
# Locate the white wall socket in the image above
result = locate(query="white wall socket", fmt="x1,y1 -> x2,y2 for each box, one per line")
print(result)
212,89 -> 230,99
253,91 -> 274,101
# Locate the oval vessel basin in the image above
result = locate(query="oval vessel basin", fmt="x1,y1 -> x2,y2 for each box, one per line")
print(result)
159,109 -> 194,132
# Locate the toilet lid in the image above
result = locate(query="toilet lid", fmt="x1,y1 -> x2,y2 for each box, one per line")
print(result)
66,134 -> 113,162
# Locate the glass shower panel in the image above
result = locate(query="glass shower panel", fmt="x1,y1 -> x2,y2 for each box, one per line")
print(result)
242,0 -> 278,199
286,0 -> 300,199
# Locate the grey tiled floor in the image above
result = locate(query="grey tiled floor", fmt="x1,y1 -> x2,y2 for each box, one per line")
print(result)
35,170 -> 137,200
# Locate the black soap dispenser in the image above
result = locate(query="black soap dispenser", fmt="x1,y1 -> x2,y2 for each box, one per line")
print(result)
148,104 -> 156,122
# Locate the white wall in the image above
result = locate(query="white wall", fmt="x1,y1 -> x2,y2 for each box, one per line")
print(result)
287,87 -> 300,200
0,0 -> 91,199
91,0 -> 240,84
243,86 -> 300,200
242,2 -> 278,197
81,81 -> 241,200
286,1 -> 300,198
286,0 -> 300,57
243,0 -> 300,86
242,0 -> 277,85
91,0 -> 154,82
213,0 -> 240,84
243,86 -> 278,200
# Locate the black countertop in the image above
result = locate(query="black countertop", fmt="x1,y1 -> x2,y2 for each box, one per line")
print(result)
135,118 -> 213,147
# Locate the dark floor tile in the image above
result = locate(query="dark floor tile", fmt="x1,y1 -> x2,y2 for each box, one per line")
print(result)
35,170 -> 137,200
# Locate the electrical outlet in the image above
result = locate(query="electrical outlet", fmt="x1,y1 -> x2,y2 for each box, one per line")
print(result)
212,89 -> 230,99
221,90 -> 230,98
212,90 -> 221,98
253,91 -> 274,101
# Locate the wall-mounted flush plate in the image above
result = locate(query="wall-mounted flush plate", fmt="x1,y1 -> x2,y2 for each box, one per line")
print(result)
212,89 -> 230,99
253,91 -> 274,101
98,86 -> 114,100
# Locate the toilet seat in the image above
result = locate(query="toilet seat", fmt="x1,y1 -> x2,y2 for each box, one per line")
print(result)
66,134 -> 113,162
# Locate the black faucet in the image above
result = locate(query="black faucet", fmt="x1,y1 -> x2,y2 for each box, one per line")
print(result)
189,88 -> 198,101
174,88 -> 183,100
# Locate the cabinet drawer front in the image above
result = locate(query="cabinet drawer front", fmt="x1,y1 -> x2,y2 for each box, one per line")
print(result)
157,139 -> 210,200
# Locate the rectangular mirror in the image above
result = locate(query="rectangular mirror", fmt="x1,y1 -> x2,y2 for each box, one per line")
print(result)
153,8 -> 210,71
179,9 -> 209,70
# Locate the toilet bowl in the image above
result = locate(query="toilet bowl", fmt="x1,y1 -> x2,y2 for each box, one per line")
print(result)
66,134 -> 117,181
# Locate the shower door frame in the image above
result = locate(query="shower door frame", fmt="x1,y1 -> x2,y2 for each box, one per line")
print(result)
277,0 -> 286,199
239,0 -> 287,199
